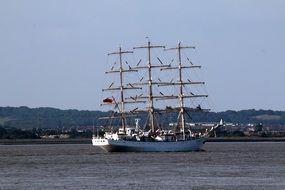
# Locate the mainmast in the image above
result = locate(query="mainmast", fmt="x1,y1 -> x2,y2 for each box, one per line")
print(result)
133,40 -> 167,133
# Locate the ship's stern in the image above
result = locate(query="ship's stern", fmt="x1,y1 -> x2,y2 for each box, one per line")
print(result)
92,137 -> 113,152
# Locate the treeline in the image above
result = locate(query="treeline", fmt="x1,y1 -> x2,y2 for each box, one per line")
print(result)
1,106 -> 285,129
0,126 -> 39,139
192,109 -> 285,125
0,125 -> 92,139
0,106 -> 107,129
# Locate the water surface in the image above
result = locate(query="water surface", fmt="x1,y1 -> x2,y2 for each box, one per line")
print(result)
0,142 -> 284,190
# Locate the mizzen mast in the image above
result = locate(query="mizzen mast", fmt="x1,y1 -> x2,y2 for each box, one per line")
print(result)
104,47 -> 137,133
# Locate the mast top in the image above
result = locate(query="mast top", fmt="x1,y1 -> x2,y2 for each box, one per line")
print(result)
165,41 -> 195,51
108,46 -> 133,56
133,40 -> 165,50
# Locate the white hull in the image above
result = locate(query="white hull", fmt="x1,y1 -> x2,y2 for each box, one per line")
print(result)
92,137 -> 206,152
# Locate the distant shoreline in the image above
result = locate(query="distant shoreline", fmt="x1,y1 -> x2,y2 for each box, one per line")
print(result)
0,138 -> 91,145
206,137 -> 285,142
0,137 -> 285,145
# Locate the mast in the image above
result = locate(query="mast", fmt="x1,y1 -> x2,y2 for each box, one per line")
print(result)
133,40 -> 166,133
165,42 -> 207,140
178,42 -> 191,140
106,47 -> 133,133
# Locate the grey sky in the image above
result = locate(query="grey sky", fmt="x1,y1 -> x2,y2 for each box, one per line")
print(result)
0,0 -> 284,111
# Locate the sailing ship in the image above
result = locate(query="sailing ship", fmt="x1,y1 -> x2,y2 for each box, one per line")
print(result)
92,40 -> 221,152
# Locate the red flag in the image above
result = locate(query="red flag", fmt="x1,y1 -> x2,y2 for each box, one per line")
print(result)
103,98 -> 113,103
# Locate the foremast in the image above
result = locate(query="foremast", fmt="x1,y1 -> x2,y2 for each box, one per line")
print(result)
162,42 -> 208,140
